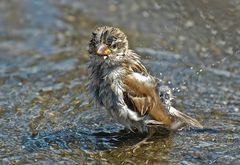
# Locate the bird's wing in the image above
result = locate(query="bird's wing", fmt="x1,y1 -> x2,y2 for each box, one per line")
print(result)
123,72 -> 172,127
123,72 -> 203,130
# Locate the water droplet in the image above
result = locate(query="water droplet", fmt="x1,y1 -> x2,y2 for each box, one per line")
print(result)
190,67 -> 193,70
221,58 -> 226,62
142,11 -> 149,17
199,69 -> 203,72
168,81 -> 172,85
185,20 -> 194,28
233,107 -> 239,112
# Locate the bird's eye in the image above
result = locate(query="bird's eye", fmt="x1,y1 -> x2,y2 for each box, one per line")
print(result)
112,43 -> 117,49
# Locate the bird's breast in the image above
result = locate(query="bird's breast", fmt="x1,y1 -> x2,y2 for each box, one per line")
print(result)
95,67 -> 125,108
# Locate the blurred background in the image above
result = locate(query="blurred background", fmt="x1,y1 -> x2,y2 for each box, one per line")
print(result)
0,0 -> 239,164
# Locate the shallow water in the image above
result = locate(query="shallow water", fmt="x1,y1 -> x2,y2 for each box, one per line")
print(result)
0,0 -> 239,164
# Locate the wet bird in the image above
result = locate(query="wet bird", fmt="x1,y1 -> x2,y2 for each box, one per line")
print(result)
87,26 -> 203,147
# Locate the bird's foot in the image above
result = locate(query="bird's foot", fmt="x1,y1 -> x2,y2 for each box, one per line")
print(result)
126,128 -> 156,153
126,137 -> 154,153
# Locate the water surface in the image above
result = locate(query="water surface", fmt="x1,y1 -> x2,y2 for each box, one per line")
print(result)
0,0 -> 239,164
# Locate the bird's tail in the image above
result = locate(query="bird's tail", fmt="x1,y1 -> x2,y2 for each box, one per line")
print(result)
169,106 -> 203,130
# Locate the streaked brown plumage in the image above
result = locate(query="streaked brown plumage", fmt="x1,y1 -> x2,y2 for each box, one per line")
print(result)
87,26 -> 203,141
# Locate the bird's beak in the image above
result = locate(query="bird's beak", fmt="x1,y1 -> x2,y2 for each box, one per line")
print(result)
96,43 -> 111,56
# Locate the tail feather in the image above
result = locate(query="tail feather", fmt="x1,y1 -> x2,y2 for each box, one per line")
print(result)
169,107 -> 203,129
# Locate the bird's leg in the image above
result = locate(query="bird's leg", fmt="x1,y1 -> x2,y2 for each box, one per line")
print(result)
129,128 -> 156,153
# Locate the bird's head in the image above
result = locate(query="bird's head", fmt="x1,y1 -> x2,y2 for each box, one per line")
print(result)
88,26 -> 129,65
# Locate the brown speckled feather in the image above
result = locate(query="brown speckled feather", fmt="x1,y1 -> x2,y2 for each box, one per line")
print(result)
123,72 -> 172,126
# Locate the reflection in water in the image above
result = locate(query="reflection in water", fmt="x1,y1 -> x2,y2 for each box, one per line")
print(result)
0,0 -> 239,164
23,125 -> 174,164
22,124 -> 172,152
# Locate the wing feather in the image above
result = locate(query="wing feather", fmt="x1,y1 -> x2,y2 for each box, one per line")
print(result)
122,61 -> 203,130
123,72 -> 172,126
